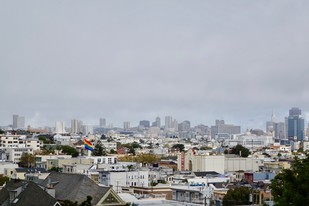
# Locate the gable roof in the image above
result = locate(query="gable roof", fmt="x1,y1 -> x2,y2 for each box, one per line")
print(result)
40,172 -> 110,205
0,180 -> 58,206
12,182 -> 58,206
0,180 -> 24,205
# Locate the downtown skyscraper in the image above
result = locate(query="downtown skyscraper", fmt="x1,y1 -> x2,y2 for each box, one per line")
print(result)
287,107 -> 304,141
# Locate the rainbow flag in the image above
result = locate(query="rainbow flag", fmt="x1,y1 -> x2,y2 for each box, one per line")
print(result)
84,139 -> 94,151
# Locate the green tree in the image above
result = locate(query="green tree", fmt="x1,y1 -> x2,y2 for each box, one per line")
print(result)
80,196 -> 92,206
172,144 -> 185,152
93,141 -> 106,156
222,186 -> 250,206
0,129 -> 5,134
49,167 -> 62,172
60,145 -> 79,157
135,153 -> 159,165
60,196 -> 92,206
200,146 -> 212,150
228,144 -> 250,157
0,175 -> 9,186
109,149 -> 117,154
19,153 -> 35,168
271,153 -> 309,205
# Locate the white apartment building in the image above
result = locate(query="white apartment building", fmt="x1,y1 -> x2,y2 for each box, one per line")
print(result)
98,169 -> 160,192
2,147 -> 34,163
0,135 -> 43,151
87,156 -> 117,164
101,142 -> 117,152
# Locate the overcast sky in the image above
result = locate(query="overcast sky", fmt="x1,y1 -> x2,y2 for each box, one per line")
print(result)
1,1 -> 309,129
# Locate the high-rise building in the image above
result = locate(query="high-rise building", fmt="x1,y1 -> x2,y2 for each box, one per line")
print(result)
139,120 -> 150,128
178,120 -> 191,132
155,117 -> 161,128
210,120 -> 241,139
274,122 -> 285,139
55,121 -> 66,134
287,107 -> 304,141
12,114 -> 25,129
71,119 -> 82,134
99,118 -> 106,128
123,121 -> 130,130
165,116 -> 173,129
266,111 -> 276,134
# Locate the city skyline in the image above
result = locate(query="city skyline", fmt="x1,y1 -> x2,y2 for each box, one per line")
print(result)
1,1 -> 309,130
2,108 -> 309,131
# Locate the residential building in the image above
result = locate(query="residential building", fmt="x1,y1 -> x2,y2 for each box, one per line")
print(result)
40,172 -> 126,205
0,180 -> 61,206
2,148 -> 33,163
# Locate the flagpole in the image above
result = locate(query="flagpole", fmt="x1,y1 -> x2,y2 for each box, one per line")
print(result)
88,149 -> 91,157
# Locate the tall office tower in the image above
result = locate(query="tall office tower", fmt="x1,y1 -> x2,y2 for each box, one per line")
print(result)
123,121 -> 130,130
71,119 -> 82,134
210,119 -> 241,139
99,118 -> 106,128
165,116 -> 173,129
287,107 -> 304,141
266,111 -> 276,133
12,114 -> 25,129
172,119 -> 178,131
55,121 -> 66,134
274,122 -> 285,139
289,107 -> 301,116
139,120 -> 150,128
155,117 -> 161,128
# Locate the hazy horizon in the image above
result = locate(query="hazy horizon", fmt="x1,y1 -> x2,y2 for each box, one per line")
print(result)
1,1 -> 309,130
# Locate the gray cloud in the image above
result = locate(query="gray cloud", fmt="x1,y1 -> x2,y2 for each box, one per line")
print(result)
1,0 -> 309,129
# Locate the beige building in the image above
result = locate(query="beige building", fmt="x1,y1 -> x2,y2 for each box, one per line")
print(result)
177,149 -> 225,173
177,149 -> 264,173
225,156 -> 263,172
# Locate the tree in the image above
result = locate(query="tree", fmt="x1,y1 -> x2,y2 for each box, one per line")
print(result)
60,145 -> 79,157
271,153 -> 309,205
0,175 -> 9,186
49,167 -> 62,172
135,153 -> 159,165
80,196 -> 92,206
222,186 -> 250,206
0,129 -> 5,134
200,146 -> 212,150
228,144 -> 250,157
172,144 -> 185,152
60,196 -> 92,206
19,153 -> 35,168
93,141 -> 106,156
109,149 -> 117,154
